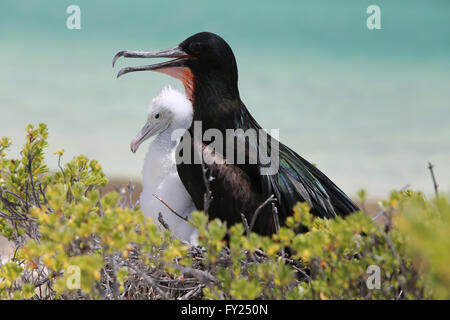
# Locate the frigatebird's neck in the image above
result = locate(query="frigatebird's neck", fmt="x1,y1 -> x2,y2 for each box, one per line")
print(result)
191,91 -> 243,131
190,72 -> 240,125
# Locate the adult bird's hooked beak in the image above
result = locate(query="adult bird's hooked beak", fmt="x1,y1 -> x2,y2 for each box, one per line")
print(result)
113,46 -> 196,100
113,46 -> 192,78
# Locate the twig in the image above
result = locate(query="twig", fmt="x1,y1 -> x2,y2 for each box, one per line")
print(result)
200,160 -> 213,215
240,213 -> 250,236
152,194 -> 188,221
177,284 -> 204,300
126,264 -> 170,299
427,162 -> 439,197
163,262 -> 216,285
292,265 -> 313,282
57,154 -> 67,184
127,180 -> 135,208
0,210 -> 33,221
34,276 -> 52,288
38,184 -> 51,211
177,265 -> 217,284
272,203 -> 285,257
372,210 -> 385,222
271,203 -> 281,233
399,184 -> 411,192
3,189 -> 30,207
110,255 -> 119,300
158,212 -> 171,231
372,184 -> 410,222
27,153 -> 41,208
250,194 -> 276,233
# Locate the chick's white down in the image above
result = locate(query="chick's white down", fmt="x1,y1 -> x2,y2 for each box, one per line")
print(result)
136,86 -> 196,243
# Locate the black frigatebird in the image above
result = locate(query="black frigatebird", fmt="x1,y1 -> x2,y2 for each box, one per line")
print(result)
113,32 -> 359,235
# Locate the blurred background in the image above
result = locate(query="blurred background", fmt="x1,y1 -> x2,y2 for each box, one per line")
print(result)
0,0 -> 449,199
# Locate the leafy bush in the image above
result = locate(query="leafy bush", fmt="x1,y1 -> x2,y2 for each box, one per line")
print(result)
0,124 -> 448,299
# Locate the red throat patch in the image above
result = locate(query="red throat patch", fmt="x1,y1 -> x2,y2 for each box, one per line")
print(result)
155,67 -> 195,102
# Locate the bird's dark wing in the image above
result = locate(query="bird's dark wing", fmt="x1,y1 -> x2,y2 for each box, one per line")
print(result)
239,104 -> 359,222
176,136 -> 268,232
271,142 -> 359,219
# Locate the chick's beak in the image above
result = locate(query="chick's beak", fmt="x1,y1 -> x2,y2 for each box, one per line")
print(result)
130,123 -> 154,153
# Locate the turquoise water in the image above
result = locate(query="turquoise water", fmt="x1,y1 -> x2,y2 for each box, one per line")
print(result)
1,0 -> 449,197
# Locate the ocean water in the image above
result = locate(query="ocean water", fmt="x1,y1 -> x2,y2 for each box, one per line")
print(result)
0,0 -> 449,198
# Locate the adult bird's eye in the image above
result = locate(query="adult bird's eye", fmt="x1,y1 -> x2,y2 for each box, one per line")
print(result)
155,113 -> 160,119
189,42 -> 202,55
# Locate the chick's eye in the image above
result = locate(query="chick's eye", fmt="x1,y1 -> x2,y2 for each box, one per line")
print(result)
154,113 -> 160,119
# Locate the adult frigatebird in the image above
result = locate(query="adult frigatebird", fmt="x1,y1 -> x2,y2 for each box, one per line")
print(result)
113,32 -> 359,235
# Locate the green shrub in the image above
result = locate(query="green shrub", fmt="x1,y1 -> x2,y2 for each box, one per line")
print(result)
0,124 -> 448,299
395,193 -> 450,299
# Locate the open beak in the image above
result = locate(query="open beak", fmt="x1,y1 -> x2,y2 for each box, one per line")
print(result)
113,46 -> 192,78
130,122 -> 166,153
